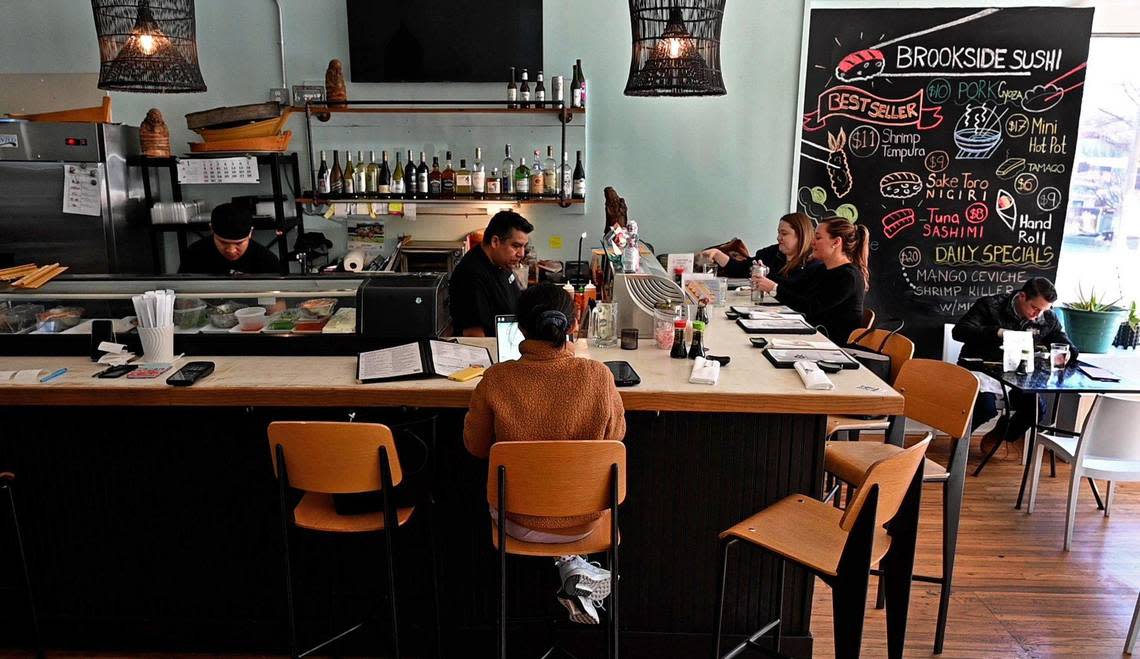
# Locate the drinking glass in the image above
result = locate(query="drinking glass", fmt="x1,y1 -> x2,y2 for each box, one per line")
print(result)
1050,343 -> 1070,370
589,302 -> 619,348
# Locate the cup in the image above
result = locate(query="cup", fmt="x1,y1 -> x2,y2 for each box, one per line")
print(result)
589,302 -> 619,348
1050,343 -> 1070,370
715,277 -> 728,307
138,325 -> 175,363
653,309 -> 675,350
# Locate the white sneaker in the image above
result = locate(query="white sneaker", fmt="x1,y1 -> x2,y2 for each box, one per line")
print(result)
555,555 -> 612,601
557,591 -> 600,625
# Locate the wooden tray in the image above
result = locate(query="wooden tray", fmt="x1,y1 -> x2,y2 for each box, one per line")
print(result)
188,131 -> 292,154
5,96 -> 111,123
194,109 -> 292,141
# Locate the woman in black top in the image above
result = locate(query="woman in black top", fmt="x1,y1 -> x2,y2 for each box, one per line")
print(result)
701,213 -> 820,285
752,217 -> 869,342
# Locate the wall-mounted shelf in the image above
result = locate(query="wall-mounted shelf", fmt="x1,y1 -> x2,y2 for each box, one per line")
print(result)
297,195 -> 582,206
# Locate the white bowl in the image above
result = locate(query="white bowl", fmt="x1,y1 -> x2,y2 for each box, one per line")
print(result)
235,307 -> 267,331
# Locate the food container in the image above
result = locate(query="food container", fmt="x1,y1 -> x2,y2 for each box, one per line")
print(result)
235,307 -> 267,331
265,312 -> 296,332
36,306 -> 84,332
207,302 -> 248,329
173,304 -> 207,330
299,297 -> 337,319
0,304 -> 45,334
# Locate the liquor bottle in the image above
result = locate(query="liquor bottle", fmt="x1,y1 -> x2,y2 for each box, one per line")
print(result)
456,158 -> 472,196
472,147 -> 486,199
441,150 -> 456,199
354,151 -> 368,196
514,157 -> 531,199
507,66 -> 518,109
317,150 -> 330,195
330,149 -> 343,195
487,167 -> 501,198
378,150 -> 392,197
561,151 -> 572,198
501,144 -> 516,196
519,68 -> 531,109
571,62 -> 583,108
535,70 -> 546,106
428,156 -> 442,198
342,150 -> 356,195
577,59 -> 587,108
543,146 -> 558,197
404,149 -> 417,199
417,151 -> 429,198
365,150 -> 379,195
392,151 -> 405,197
572,150 -> 586,199
530,149 -> 544,196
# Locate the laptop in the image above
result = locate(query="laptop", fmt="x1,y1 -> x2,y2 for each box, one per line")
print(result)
495,314 -> 525,362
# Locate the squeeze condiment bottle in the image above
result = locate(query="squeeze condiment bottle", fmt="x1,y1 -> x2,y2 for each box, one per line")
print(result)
584,282 -> 597,302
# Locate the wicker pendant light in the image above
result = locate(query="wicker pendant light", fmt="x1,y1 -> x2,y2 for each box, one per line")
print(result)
625,0 -> 727,97
93,0 -> 207,93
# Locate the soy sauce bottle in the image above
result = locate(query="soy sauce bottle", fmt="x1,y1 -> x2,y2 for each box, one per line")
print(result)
688,320 -> 707,359
670,318 -> 688,359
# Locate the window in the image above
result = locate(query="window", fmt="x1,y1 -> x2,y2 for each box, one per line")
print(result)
1055,36 -> 1140,308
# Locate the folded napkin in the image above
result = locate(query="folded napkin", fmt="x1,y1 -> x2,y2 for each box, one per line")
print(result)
794,360 -> 834,390
689,356 -> 721,385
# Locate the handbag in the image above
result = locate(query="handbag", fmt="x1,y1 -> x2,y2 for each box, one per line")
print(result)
844,319 -> 905,384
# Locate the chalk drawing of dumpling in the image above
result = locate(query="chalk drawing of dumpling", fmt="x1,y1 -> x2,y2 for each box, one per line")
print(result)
827,129 -> 853,199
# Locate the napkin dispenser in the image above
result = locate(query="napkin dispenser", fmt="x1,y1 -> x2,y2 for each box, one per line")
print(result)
356,272 -> 450,339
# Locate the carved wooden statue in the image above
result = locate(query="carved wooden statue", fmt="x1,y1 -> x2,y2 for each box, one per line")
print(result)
603,186 -> 629,234
319,59 -> 347,122
139,108 -> 170,158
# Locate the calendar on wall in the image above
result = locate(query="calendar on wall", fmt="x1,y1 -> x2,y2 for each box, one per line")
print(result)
176,156 -> 260,184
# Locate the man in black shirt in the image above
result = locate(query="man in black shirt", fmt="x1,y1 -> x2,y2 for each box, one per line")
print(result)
178,203 -> 281,275
449,211 -> 533,337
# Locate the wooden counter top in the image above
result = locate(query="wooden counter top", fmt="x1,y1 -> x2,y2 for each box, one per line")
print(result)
0,316 -> 903,415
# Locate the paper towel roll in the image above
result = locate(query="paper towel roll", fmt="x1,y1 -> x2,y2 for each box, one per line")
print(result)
344,249 -> 366,272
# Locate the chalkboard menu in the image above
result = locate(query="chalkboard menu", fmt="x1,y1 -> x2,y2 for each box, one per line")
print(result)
794,6 -> 1094,357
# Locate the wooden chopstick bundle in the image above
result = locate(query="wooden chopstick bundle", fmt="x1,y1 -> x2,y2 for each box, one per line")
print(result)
12,263 -> 68,289
0,263 -> 38,281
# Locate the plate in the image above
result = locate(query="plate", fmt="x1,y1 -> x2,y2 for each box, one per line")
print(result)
229,325 -> 264,334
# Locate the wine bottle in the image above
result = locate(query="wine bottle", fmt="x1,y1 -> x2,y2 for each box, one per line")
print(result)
365,150 -> 379,195
571,62 -> 582,108
456,159 -> 472,196
543,146 -> 558,197
519,68 -> 531,109
472,147 -> 486,199
441,150 -> 455,199
330,150 -> 343,195
317,150 -> 330,195
501,144 -> 516,196
530,149 -> 544,196
353,150 -> 367,196
514,157 -> 531,199
343,150 -> 356,195
561,151 -> 572,198
507,66 -> 518,109
378,150 -> 391,197
405,149 -> 418,199
577,59 -> 587,108
417,151 -> 429,198
535,70 -> 546,106
428,156 -> 442,198
392,151 -> 405,197
572,150 -> 585,199
487,167 -> 501,198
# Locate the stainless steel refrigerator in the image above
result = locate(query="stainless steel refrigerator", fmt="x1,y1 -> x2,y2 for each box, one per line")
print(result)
0,121 -> 152,273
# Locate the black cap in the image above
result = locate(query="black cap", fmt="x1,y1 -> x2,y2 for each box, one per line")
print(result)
210,202 -> 254,240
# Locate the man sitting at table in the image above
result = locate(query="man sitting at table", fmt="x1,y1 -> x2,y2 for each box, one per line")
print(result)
953,277 -> 1078,457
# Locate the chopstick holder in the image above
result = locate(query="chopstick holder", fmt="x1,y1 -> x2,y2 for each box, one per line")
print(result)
689,356 -> 720,385
794,360 -> 834,391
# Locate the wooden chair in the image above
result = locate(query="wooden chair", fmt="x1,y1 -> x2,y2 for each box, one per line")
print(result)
268,421 -> 439,659
825,329 -> 916,438
0,471 -> 42,659
823,359 -> 979,655
488,440 -> 626,659
713,437 -> 931,659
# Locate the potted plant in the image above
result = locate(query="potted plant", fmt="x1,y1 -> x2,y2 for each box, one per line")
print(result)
1057,286 -> 1128,354
1114,301 -> 1139,349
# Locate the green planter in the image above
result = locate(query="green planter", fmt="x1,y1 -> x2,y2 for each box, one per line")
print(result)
1057,306 -> 1128,354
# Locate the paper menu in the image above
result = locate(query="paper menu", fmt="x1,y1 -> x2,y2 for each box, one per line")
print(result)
62,163 -> 103,216
428,340 -> 492,376
357,340 -> 494,383
358,343 -> 425,381
1002,330 -> 1034,372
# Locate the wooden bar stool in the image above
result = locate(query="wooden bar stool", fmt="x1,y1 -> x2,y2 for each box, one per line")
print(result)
0,471 -> 42,659
713,438 -> 930,659
827,328 -> 915,437
488,440 -> 626,659
267,421 -> 440,659
824,359 -> 979,654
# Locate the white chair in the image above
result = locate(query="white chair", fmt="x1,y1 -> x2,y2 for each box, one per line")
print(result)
942,323 -> 963,365
1026,394 -> 1140,550
1127,590 -> 1140,654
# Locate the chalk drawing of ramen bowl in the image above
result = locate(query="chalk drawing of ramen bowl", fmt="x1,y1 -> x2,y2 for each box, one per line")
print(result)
954,128 -> 1002,158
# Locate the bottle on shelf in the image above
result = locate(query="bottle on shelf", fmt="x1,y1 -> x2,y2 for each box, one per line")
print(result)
561,151 -> 571,198
365,150 -> 379,195
576,59 -> 587,108
530,149 -> 544,197
507,66 -> 518,109
441,150 -> 456,199
456,159 -> 472,196
404,149 -> 417,199
472,147 -> 486,199
379,150 -> 392,197
354,150 -> 367,196
343,150 -> 356,195
535,70 -> 546,106
501,144 -> 516,197
514,156 -> 531,199
519,68 -> 531,109
392,151 -> 404,197
487,167 -> 501,198
543,146 -> 558,197
571,62 -> 583,108
428,156 -> 442,198
572,150 -> 586,200
417,151 -> 429,199
317,150 -> 330,195
330,149 -> 343,195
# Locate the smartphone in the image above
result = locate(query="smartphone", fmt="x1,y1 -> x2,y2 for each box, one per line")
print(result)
603,360 -> 641,387
749,337 -> 769,349
94,364 -> 137,378
166,361 -> 216,386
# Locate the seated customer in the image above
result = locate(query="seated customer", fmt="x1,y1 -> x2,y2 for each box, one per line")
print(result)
701,212 -> 821,285
449,210 -> 533,337
751,217 -> 869,342
953,277 -> 1078,456
464,283 -> 626,624
178,203 -> 280,275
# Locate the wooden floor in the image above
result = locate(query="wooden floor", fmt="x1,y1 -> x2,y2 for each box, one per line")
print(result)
4,435 -> 1139,658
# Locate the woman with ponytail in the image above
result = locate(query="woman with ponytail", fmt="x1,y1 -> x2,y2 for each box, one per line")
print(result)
752,217 -> 870,341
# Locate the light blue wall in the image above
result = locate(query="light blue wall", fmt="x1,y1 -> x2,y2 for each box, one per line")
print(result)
0,0 -> 805,262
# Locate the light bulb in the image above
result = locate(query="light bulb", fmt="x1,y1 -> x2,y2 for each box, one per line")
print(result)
668,38 -> 683,59
137,33 -> 158,55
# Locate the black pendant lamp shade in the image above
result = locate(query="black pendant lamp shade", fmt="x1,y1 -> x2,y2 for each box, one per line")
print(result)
625,0 -> 727,97
93,0 -> 207,93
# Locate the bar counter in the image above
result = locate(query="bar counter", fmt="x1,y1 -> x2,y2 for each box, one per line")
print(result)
0,317 -> 901,658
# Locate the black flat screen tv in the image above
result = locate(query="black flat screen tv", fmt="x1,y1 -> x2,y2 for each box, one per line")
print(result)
346,0 -> 543,83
